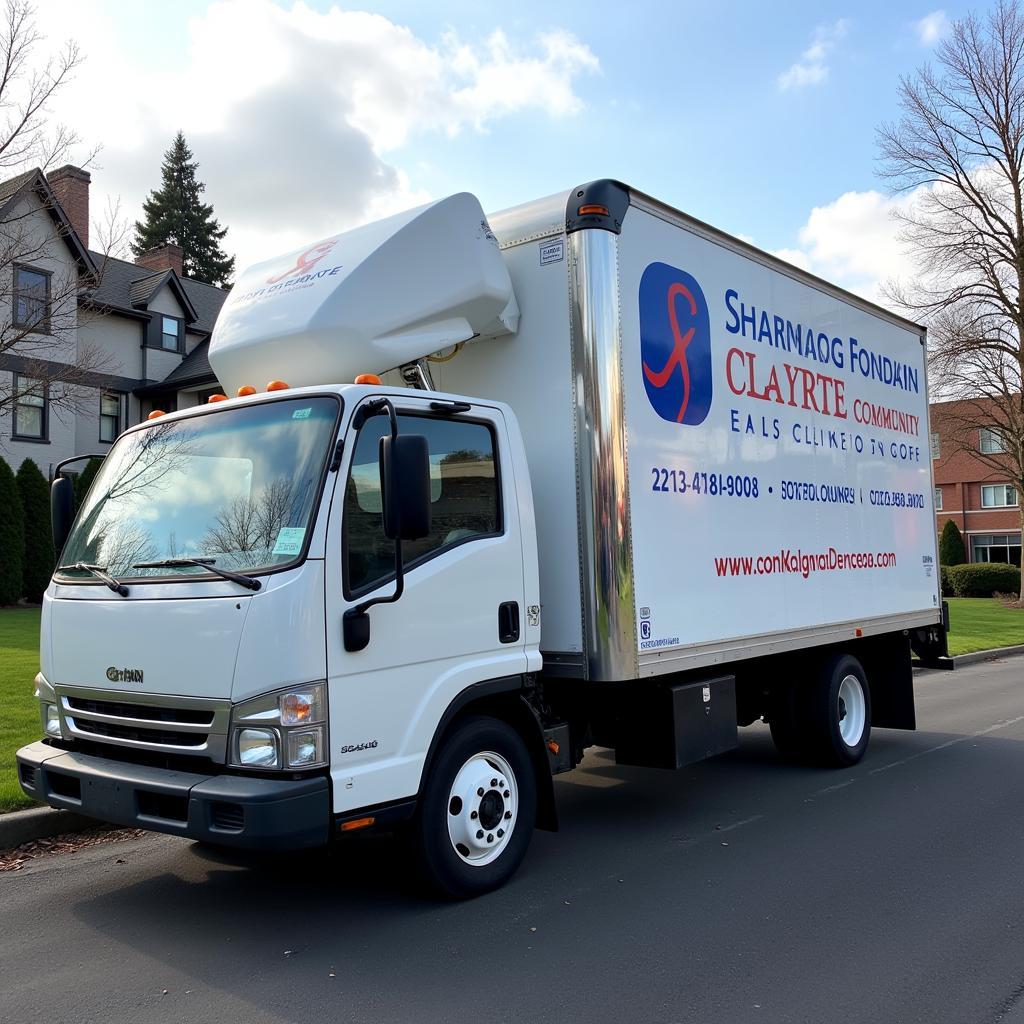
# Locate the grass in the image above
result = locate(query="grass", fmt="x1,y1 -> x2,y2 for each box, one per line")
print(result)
945,597 -> 1024,656
0,597 -> 1020,813
0,607 -> 41,813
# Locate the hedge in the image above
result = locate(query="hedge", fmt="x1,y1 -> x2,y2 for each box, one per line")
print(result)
0,458 -> 25,605
944,562 -> 1021,598
17,458 -> 55,603
939,519 -> 966,566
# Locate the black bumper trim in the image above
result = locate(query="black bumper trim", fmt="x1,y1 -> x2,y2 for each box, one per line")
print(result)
16,741 -> 329,850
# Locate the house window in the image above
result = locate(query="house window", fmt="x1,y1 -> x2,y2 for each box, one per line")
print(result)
971,533 -> 1022,566
934,487 -> 942,510
161,316 -> 181,351
99,393 -> 121,443
930,431 -> 940,460
12,374 -> 47,440
981,483 -> 1017,508
13,265 -> 51,331
979,428 -> 1007,454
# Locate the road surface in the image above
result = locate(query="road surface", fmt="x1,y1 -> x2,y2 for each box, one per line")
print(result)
4,658 -> 1024,1024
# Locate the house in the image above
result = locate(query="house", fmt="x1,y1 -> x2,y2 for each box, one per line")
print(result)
931,396 -> 1022,566
0,164 -> 226,479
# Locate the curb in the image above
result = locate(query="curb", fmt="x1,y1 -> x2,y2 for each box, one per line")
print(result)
0,805 -> 103,851
951,643 -> 1024,668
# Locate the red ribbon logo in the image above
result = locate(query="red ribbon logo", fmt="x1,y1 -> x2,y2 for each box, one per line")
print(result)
643,281 -> 696,423
266,240 -> 338,284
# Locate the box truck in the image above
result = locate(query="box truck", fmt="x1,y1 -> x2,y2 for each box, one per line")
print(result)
17,181 -> 946,896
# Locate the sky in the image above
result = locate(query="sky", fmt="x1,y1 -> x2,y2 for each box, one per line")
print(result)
39,0 -> 971,301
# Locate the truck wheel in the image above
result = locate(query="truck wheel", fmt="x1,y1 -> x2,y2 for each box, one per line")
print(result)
808,654 -> 871,766
413,715 -> 537,899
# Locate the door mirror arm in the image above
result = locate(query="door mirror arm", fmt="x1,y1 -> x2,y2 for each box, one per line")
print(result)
343,397 -> 431,653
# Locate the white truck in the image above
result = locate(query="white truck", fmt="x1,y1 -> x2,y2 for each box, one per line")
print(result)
17,181 -> 946,897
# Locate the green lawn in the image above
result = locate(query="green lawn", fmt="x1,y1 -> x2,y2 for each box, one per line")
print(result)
945,597 -> 1024,656
0,607 -> 41,812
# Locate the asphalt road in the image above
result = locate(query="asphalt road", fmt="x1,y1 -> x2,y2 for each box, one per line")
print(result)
4,658 -> 1024,1024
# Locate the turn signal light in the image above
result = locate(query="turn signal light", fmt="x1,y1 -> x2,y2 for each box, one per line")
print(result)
237,385 -> 257,397
354,373 -> 381,385
147,410 -> 165,420
340,816 -> 375,833
207,394 -> 228,403
578,203 -> 609,216
266,380 -> 290,391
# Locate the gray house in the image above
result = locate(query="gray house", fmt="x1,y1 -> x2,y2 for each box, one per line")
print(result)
0,164 -> 226,478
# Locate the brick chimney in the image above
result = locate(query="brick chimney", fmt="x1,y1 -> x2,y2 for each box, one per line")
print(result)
46,165 -> 90,247
136,243 -> 184,277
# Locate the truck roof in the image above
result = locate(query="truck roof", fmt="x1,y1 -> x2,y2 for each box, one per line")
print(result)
487,179 -> 926,338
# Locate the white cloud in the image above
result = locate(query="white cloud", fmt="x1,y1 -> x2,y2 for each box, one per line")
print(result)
915,10 -> 949,46
41,0 -> 599,268
777,19 -> 850,92
772,188 -> 921,301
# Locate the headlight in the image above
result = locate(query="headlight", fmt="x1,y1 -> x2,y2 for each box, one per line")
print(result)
286,727 -> 324,767
44,703 -> 61,738
229,682 -> 327,770
237,728 -> 279,768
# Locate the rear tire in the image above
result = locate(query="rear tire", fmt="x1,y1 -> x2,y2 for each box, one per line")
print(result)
412,715 -> 536,899
807,654 -> 871,767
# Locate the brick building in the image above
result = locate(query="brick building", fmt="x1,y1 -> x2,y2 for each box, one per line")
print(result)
0,164 -> 225,479
931,397 -> 1022,566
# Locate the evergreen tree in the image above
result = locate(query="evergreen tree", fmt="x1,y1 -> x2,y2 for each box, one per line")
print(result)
17,459 -> 54,602
132,131 -> 235,286
939,519 -> 966,567
73,458 -> 102,512
0,458 -> 25,605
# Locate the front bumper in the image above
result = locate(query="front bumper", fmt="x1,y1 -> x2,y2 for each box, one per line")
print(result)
16,741 -> 329,850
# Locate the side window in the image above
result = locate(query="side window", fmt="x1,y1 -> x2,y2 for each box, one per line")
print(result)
344,412 -> 500,594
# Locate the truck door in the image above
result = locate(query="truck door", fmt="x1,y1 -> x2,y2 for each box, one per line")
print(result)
324,396 -> 529,815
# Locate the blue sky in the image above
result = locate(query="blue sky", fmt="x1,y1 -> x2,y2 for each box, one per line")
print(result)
46,1 -> 969,297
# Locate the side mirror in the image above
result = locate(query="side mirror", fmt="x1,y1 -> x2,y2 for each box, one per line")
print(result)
51,476 -> 75,554
380,433 -> 431,541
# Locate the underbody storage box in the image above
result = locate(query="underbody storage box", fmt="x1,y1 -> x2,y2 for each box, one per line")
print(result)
615,675 -> 738,769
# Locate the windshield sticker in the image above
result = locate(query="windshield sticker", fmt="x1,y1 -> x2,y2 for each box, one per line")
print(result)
272,527 -> 306,556
292,407 -> 313,420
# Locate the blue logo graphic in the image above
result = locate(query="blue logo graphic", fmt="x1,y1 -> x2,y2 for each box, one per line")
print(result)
639,262 -> 713,424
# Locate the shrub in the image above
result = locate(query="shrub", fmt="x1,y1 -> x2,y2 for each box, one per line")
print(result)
16,458 -> 54,602
0,458 -> 24,605
73,457 -> 102,511
945,562 -> 1021,598
939,519 -> 966,566
940,565 -> 951,597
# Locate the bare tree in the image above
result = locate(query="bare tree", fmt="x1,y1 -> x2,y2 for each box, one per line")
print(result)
879,1 -> 1024,589
0,0 -> 125,431
201,478 -> 302,566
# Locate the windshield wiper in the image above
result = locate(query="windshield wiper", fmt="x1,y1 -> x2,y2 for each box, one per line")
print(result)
56,562 -> 129,597
132,557 -> 262,592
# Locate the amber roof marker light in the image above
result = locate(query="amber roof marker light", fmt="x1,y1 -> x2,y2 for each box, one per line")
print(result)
207,394 -> 228,403
578,203 -> 610,217
354,373 -> 382,385
266,380 -> 290,391
237,385 -> 257,397
147,410 -> 165,420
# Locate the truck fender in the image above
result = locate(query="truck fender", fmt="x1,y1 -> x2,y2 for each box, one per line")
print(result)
418,676 -> 558,833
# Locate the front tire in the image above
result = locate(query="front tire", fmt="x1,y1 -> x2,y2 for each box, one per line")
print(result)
412,715 -> 537,899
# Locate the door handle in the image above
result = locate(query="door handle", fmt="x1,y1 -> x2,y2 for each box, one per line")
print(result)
498,601 -> 520,644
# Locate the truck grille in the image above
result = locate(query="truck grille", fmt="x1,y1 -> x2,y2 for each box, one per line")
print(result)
58,687 -> 231,763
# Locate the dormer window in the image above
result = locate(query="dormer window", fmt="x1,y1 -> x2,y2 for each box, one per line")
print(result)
161,315 -> 182,351
13,264 -> 51,332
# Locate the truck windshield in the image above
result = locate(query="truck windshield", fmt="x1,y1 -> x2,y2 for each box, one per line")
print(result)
58,395 -> 339,581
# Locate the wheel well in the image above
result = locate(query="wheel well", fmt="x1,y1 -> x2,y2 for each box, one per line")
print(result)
421,688 -> 558,832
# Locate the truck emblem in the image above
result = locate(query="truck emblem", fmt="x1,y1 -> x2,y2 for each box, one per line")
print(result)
639,263 -> 713,425
106,666 -> 143,684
